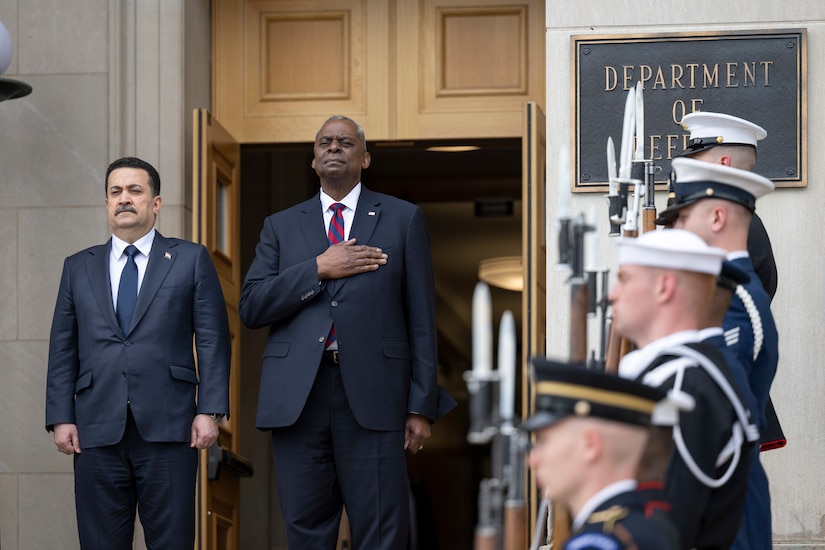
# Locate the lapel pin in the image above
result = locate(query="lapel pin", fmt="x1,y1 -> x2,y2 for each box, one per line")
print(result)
164,251 -> 172,260
368,211 -> 376,216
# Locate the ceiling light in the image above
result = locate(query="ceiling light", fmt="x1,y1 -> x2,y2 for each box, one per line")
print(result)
478,256 -> 523,292
425,145 -> 481,153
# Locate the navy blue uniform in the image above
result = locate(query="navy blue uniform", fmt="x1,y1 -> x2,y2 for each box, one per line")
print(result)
637,342 -> 756,549
565,485 -> 680,550
723,255 -> 778,550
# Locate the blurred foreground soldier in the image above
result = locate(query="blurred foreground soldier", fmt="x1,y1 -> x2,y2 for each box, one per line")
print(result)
524,359 -> 680,550
611,229 -> 758,549
668,111 -> 777,299
662,157 -> 778,550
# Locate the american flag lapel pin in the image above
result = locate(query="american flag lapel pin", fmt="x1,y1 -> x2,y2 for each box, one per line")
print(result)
368,211 -> 376,216
164,251 -> 172,260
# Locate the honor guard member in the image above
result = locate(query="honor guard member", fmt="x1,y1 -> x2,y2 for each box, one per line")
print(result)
700,260 -> 758,424
611,229 -> 759,550
524,359 -> 680,550
666,111 -> 777,301
661,157 -> 778,550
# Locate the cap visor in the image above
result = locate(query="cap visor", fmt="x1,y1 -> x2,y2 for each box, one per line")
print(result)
675,143 -> 717,157
521,411 -> 564,432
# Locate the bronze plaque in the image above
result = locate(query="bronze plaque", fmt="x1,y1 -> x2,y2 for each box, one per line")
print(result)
572,29 -> 806,191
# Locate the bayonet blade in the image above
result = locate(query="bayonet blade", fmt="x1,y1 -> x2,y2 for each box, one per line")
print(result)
634,81 -> 644,162
618,86 -> 635,180
607,136 -> 617,194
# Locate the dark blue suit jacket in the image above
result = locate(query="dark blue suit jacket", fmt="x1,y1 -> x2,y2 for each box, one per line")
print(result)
239,187 -> 445,431
45,232 -> 231,448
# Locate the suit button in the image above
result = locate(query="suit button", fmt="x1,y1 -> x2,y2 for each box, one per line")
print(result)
318,337 -> 325,343
122,371 -> 126,377
331,301 -> 338,307
124,340 -> 130,346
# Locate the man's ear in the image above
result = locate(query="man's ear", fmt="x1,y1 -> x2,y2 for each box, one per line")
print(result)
718,155 -> 732,167
311,158 -> 316,170
362,152 -> 371,170
581,424 -> 602,464
711,205 -> 727,232
656,272 -> 678,304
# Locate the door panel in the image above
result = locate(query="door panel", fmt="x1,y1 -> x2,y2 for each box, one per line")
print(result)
193,108 -> 250,550
522,101 -> 546,542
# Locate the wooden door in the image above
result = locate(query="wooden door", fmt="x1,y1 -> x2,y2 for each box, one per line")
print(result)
521,101 -> 546,542
193,109 -> 251,550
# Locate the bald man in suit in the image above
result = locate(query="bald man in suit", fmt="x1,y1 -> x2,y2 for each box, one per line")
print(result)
240,116 -> 454,549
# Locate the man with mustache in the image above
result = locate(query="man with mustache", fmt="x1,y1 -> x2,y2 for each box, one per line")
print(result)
46,156 -> 231,549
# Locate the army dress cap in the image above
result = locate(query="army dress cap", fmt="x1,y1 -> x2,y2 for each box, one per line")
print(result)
656,157 -> 775,221
676,111 -> 767,157
616,228 -> 726,276
718,259 -> 750,291
522,358 -> 666,432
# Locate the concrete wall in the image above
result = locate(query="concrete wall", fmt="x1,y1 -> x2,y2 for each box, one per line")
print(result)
545,2 -> 825,547
0,1 -> 210,548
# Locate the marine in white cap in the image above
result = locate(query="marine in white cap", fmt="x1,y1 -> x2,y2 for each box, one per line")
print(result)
665,111 -> 778,302
610,228 -> 758,550
678,111 -> 767,159
524,358 -> 680,550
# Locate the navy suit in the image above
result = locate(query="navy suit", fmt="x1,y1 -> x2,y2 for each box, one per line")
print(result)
46,232 -> 230,549
240,186 -> 450,548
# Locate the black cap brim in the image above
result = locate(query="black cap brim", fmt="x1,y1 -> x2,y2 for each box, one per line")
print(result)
521,411 -> 566,432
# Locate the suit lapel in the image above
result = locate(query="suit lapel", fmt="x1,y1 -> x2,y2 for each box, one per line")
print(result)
298,194 -> 330,257
334,187 -> 382,295
86,239 -> 122,336
350,186 -> 381,244
128,233 -> 177,335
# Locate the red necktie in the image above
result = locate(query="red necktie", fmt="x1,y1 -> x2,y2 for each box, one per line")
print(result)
326,203 -> 345,347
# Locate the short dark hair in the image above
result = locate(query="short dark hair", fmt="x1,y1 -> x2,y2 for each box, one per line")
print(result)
317,115 -> 367,147
105,157 -> 161,197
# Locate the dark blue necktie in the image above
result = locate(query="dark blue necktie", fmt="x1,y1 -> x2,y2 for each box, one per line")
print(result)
117,245 -> 139,333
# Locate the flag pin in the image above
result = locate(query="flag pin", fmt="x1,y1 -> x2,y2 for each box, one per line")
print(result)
368,211 -> 376,216
164,251 -> 172,260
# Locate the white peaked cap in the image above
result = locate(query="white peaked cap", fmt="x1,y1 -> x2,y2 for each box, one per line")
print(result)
679,111 -> 767,155
616,228 -> 727,276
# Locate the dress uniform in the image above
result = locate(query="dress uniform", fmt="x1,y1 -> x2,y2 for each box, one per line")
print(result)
666,111 -> 778,300
661,155 -> 778,550
523,359 -> 681,550
615,229 -> 759,550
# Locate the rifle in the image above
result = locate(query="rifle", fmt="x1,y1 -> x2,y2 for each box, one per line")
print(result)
466,287 -> 527,550
604,81 -> 659,372
531,147 -> 597,549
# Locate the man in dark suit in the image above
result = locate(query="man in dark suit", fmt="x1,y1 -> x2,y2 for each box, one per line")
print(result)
239,115 -> 454,549
46,157 -> 231,549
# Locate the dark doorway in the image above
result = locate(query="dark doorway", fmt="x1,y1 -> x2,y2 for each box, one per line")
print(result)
237,138 -> 523,550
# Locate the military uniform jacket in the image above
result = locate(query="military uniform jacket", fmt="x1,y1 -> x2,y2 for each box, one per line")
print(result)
565,484 -> 680,550
638,341 -> 756,550
723,255 -> 778,430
